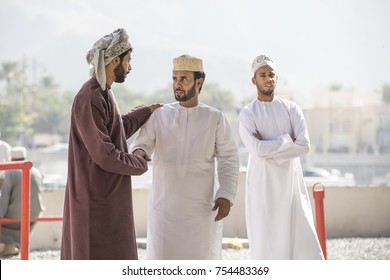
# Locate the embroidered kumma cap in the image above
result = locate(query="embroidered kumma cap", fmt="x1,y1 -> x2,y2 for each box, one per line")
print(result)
173,55 -> 203,72
251,54 -> 276,74
11,147 -> 27,160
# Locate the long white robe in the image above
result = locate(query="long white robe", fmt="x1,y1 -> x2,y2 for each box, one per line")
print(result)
239,97 -> 324,260
130,102 -> 239,260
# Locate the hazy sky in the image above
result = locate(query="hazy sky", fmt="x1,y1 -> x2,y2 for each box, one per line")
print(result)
1,0 -> 389,105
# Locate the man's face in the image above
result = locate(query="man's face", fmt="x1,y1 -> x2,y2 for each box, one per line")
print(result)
114,52 -> 132,83
252,65 -> 277,96
172,71 -> 197,102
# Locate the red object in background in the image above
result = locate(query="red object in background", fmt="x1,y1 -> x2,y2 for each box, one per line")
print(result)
0,161 -> 32,260
313,182 -> 327,259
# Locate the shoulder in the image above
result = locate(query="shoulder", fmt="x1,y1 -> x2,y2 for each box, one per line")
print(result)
0,140 -> 11,147
239,99 -> 257,116
74,78 -> 103,103
198,103 -> 224,114
143,103 -> 176,126
72,78 -> 106,111
198,103 -> 225,118
151,103 -> 176,117
31,167 -> 43,177
276,97 -> 302,112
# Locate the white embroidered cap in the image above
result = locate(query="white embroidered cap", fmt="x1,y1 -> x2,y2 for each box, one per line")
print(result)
11,147 -> 27,160
251,54 -> 276,74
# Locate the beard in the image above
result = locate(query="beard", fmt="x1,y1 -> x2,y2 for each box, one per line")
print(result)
174,82 -> 196,102
256,83 -> 274,96
114,64 -> 127,83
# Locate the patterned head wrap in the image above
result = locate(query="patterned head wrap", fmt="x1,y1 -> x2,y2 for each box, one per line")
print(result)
86,28 -> 132,90
173,54 -> 203,72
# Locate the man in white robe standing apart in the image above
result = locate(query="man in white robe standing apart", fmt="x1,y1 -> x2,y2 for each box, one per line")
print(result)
130,54 -> 239,259
239,54 -> 324,260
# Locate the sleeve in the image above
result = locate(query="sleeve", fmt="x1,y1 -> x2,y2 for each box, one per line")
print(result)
239,106 -> 294,159
268,103 -> 310,165
0,172 -> 12,218
71,95 -> 148,176
214,113 -> 240,205
129,112 -> 157,158
122,105 -> 152,139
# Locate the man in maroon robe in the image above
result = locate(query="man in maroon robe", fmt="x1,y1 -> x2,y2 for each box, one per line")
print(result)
61,28 -> 162,260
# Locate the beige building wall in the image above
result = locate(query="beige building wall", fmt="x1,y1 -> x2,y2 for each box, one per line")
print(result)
303,90 -> 390,184
29,171 -> 390,250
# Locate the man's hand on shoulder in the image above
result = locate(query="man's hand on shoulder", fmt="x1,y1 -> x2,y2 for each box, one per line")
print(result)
149,103 -> 164,113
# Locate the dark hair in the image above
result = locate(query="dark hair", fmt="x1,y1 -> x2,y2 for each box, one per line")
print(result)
118,48 -> 132,62
194,71 -> 206,93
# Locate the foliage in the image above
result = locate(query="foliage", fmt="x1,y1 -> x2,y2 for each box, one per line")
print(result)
382,83 -> 390,105
0,60 -> 237,147
0,61 -> 73,146
112,82 -> 237,112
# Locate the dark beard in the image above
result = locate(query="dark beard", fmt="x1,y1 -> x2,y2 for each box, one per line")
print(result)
114,64 -> 126,83
262,89 -> 274,96
256,84 -> 274,96
174,82 -> 196,102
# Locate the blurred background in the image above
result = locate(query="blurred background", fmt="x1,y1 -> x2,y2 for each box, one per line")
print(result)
1,0 -> 389,188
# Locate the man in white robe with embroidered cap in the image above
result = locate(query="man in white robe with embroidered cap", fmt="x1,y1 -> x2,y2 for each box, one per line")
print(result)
239,54 -> 324,260
130,55 -> 239,260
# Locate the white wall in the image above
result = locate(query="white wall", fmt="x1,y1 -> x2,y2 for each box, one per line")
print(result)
30,171 -> 390,250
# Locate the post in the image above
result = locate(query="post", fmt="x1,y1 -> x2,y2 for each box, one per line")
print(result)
20,161 -> 33,260
0,161 -> 33,260
312,182 -> 327,259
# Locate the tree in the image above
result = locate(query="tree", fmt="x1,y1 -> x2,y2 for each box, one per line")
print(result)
0,99 -> 22,145
0,59 -> 72,146
0,62 -> 27,98
0,59 -> 239,147
382,83 -> 390,105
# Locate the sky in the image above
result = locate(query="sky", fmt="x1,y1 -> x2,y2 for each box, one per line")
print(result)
0,0 -> 389,106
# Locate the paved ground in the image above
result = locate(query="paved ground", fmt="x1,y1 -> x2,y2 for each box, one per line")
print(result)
1,237 -> 390,260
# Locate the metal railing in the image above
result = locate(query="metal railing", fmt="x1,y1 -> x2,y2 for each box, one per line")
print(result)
313,182 -> 327,259
0,161 -> 63,260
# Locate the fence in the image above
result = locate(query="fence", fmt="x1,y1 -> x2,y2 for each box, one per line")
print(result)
1,162 -> 327,260
0,161 -> 63,260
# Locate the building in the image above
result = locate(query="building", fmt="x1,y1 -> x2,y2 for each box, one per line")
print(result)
303,89 -> 390,184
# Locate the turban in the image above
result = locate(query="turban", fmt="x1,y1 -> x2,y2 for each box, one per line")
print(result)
86,28 -> 132,90
173,54 -> 203,72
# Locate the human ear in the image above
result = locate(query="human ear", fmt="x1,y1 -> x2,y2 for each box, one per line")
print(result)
114,57 -> 120,66
196,78 -> 203,88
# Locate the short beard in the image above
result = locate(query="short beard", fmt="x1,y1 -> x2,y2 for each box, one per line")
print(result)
262,89 -> 274,96
256,84 -> 274,96
174,82 -> 196,102
114,63 -> 126,83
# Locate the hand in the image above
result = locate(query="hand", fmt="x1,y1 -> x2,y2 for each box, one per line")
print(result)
252,130 -> 262,140
212,197 -> 231,222
149,103 -> 164,113
132,149 -> 151,161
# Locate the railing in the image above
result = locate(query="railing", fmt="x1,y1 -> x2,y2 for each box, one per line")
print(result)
313,182 -> 327,259
0,161 -> 63,260
1,161 -> 327,260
